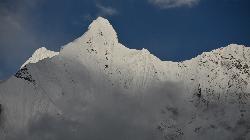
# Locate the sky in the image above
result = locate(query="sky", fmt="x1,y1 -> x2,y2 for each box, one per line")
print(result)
0,0 -> 250,79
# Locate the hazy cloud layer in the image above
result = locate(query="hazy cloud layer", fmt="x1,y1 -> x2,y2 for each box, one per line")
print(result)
6,81 -> 185,140
96,3 -> 118,17
148,0 -> 200,9
5,76 -> 250,140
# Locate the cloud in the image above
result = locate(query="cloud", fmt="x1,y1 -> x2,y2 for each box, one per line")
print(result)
96,3 -> 118,17
7,82 -> 185,140
148,0 -> 200,9
7,78 -> 250,140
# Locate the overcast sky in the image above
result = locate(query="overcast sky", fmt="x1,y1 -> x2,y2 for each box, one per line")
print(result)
0,0 -> 250,79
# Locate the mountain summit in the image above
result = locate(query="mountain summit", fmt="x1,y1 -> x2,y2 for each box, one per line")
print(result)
0,17 -> 250,140
21,47 -> 59,68
87,17 -> 118,43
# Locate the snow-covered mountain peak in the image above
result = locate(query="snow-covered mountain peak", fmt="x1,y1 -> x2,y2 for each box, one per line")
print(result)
86,16 -> 118,43
61,17 -> 120,56
89,17 -> 114,29
1,17 -> 250,140
21,47 -> 59,68
141,48 -> 150,54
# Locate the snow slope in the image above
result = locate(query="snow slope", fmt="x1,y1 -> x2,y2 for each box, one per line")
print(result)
21,47 -> 59,68
0,17 -> 249,140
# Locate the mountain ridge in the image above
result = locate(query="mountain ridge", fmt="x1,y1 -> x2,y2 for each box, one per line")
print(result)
19,17 -> 248,69
0,17 -> 250,140
16,17 -> 250,103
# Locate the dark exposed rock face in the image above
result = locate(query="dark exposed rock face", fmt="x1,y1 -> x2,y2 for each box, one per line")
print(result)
15,66 -> 35,84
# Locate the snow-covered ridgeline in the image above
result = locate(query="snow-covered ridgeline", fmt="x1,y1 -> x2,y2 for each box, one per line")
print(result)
0,17 -> 249,140
21,47 -> 59,68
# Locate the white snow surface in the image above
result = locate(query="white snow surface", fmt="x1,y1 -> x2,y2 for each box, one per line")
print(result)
0,17 -> 250,140
21,47 -> 59,68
